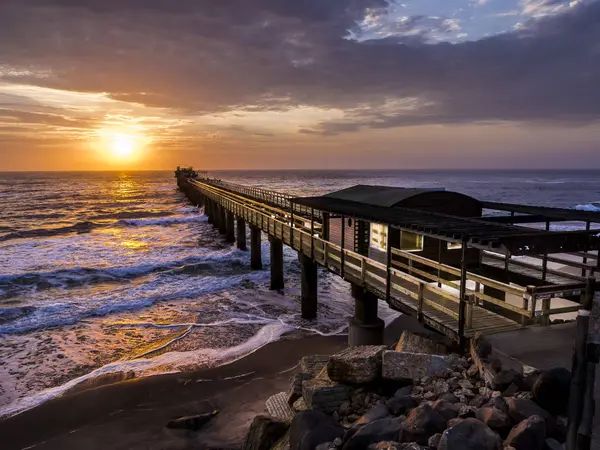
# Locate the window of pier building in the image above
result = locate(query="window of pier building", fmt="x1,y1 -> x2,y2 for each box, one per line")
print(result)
400,231 -> 424,252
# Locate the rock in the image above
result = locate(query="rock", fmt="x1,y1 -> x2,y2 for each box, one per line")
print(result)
292,397 -> 308,412
327,346 -> 387,384
395,385 -> 414,397
302,378 -> 351,414
543,438 -> 563,450
458,404 -> 477,419
447,377 -> 461,391
475,407 -> 512,435
470,396 -> 488,408
431,400 -> 459,421
242,415 -> 289,450
344,402 -> 392,442
367,441 -> 401,450
428,433 -> 442,449
554,416 -> 567,443
290,411 -> 344,450
491,370 -> 518,392
432,380 -> 450,396
386,395 -> 419,416
532,368 -> 571,415
288,372 -> 311,405
267,392 -> 295,422
400,444 -> 427,450
400,404 -> 447,445
505,398 -> 555,436
502,383 -> 519,397
342,418 -> 404,450
338,401 -> 351,416
456,388 -> 475,399
300,355 -> 331,376
382,351 -> 465,381
315,443 -> 332,450
486,396 -> 508,414
447,418 -> 464,428
423,392 -> 436,401
503,416 -> 546,450
474,335 -> 492,359
166,410 -> 219,431
479,387 -> 493,398
438,392 -> 459,404
467,365 -> 479,378
395,330 -> 449,355
521,366 -> 541,391
438,418 -> 502,450
334,437 -> 343,447
458,379 -> 474,390
271,430 -> 291,450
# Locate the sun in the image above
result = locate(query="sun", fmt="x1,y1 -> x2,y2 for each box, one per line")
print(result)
110,133 -> 136,159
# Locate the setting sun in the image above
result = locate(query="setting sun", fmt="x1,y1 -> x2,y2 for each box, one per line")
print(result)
110,133 -> 136,159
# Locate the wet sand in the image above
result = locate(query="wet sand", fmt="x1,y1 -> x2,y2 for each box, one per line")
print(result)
1,317 -> 414,450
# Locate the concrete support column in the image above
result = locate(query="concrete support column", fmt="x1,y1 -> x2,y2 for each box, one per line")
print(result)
348,284 -> 384,346
269,236 -> 284,290
236,217 -> 247,250
299,253 -> 318,319
218,207 -> 227,235
225,211 -> 235,243
250,226 -> 263,270
322,212 -> 330,241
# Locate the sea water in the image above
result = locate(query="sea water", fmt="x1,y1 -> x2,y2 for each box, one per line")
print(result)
1,169 -> 599,415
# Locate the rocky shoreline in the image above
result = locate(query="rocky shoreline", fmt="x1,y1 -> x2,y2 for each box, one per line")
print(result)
242,331 -> 570,450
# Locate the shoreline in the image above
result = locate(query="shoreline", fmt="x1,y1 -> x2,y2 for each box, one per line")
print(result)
0,316 -> 413,450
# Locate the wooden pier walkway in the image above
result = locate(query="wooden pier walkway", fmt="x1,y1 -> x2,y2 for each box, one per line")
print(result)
176,172 -> 598,345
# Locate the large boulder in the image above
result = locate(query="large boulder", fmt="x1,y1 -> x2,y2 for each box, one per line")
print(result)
266,392 -> 295,422
400,404 -> 447,445
242,415 -> 290,450
438,418 -> 502,450
490,369 -> 518,392
532,368 -> 571,415
327,346 -> 387,384
300,355 -> 331,375
395,331 -> 449,355
431,400 -> 459,421
342,418 -> 404,450
386,395 -> 419,416
503,416 -> 546,450
302,378 -> 351,414
505,397 -> 555,436
290,411 -> 344,450
382,351 -> 464,381
344,402 -> 392,442
475,407 -> 512,436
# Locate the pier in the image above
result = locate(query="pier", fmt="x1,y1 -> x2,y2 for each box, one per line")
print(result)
175,168 -> 600,347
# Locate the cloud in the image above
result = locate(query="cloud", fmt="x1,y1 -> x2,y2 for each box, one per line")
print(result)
0,0 -> 598,137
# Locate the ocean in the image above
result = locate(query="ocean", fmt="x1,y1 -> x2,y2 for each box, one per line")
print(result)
1,169 -> 600,416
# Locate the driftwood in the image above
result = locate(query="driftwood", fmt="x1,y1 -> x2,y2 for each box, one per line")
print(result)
469,332 -> 497,388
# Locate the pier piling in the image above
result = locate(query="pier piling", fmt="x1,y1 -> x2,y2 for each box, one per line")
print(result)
218,206 -> 227,235
225,211 -> 235,243
348,284 -> 384,346
269,236 -> 284,290
299,253 -> 317,319
236,217 -> 247,250
250,226 -> 262,270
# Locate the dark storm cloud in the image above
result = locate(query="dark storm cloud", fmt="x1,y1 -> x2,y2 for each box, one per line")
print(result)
1,0 -> 599,131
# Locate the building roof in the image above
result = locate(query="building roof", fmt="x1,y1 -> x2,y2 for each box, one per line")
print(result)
323,185 -> 446,208
482,201 -> 600,223
290,195 -> 600,256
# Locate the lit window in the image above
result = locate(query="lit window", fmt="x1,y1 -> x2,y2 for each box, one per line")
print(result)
401,231 -> 424,252
370,223 -> 388,251
447,242 -> 462,250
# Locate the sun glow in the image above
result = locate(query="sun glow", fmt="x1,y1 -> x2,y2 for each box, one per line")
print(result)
97,129 -> 146,164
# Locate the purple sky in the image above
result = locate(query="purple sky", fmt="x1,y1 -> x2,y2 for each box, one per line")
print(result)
1,0 -> 599,170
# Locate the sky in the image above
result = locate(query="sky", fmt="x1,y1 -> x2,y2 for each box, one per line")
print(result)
1,0 -> 600,170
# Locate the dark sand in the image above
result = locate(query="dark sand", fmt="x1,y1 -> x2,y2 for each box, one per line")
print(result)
1,317 -> 414,450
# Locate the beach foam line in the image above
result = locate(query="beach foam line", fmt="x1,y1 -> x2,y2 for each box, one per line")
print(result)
0,321 -> 294,419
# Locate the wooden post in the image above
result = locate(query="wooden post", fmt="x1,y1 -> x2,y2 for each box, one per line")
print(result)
386,225 -> 392,302
466,293 -> 475,329
567,277 -> 596,450
236,217 -> 247,251
541,296 -> 551,326
521,292 -> 529,326
311,208 -> 315,260
458,239 -> 468,346
341,215 -> 346,278
582,221 -> 591,277
417,282 -> 425,322
437,240 -> 443,288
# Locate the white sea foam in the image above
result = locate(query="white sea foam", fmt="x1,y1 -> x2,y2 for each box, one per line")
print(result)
574,203 -> 600,212
0,321 -> 294,418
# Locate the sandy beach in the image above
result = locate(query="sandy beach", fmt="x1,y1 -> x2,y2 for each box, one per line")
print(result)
0,317 -> 416,450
